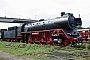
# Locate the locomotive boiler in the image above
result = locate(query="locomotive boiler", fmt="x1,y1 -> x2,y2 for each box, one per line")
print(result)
0,12 -> 84,46
26,12 -> 82,31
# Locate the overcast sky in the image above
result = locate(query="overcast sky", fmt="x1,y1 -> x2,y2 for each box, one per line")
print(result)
0,0 -> 90,29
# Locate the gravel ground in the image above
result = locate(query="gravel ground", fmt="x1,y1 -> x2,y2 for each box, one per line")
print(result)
47,52 -> 73,58
47,52 -> 89,60
0,50 -> 89,60
0,50 -> 36,60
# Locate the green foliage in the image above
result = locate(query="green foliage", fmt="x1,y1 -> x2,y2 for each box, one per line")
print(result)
86,27 -> 90,29
75,44 -> 86,49
0,58 -> 5,60
23,44 -> 57,55
75,26 -> 84,29
88,41 -> 90,49
0,40 -> 90,60
0,40 -> 59,60
75,26 -> 90,29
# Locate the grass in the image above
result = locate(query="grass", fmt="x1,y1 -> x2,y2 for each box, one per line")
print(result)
0,58 -> 5,60
0,40 -> 90,60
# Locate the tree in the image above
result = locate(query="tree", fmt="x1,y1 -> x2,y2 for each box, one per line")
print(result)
75,26 -> 84,29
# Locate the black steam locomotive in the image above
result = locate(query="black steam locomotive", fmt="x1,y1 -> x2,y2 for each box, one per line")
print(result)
0,12 -> 83,46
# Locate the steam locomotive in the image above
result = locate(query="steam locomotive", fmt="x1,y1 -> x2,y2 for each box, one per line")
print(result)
0,12 -> 87,46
